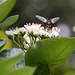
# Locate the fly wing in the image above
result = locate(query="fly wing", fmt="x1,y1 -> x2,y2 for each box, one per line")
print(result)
51,17 -> 60,24
36,15 -> 47,23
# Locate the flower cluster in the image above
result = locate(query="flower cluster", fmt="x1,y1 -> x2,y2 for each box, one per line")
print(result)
6,23 -> 60,53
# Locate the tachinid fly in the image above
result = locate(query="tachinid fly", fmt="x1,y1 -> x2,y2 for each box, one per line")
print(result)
35,15 -> 60,29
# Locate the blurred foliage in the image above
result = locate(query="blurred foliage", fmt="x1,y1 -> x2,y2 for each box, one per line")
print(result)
0,30 -> 14,49
0,39 -> 7,50
0,48 -> 25,68
0,15 -> 19,49
0,0 -> 19,49
51,62 -> 69,75
8,66 -> 36,75
63,71 -> 75,75
0,52 -> 36,75
0,53 -> 22,75
0,0 -> 16,22
0,15 -> 19,30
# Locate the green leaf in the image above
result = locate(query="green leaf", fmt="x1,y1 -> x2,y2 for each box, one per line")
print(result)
0,0 -> 16,22
8,66 -> 36,75
0,53 -> 22,75
63,71 -> 75,75
25,37 -> 75,69
0,15 -> 19,30
0,39 -> 7,50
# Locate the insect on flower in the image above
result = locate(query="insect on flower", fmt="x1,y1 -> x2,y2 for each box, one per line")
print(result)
35,15 -> 60,29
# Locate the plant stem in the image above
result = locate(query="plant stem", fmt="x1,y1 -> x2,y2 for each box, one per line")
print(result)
17,36 -> 22,46
34,37 -> 36,43
13,36 -> 20,48
20,46 -> 26,53
21,35 -> 27,53
23,37 -> 30,46
23,41 -> 28,50
13,36 -> 26,53
29,36 -> 33,46
33,65 -> 50,75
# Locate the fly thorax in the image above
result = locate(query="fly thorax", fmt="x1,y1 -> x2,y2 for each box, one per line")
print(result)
47,20 -> 52,25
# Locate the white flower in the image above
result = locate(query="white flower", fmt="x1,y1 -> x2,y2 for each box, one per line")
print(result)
24,23 -> 41,33
40,27 -> 44,30
37,29 -> 52,38
38,30 -> 46,36
6,30 -> 18,35
52,27 -> 60,33
45,32 -> 52,38
33,31 -> 39,36
6,27 -> 26,36
18,27 -> 26,34
51,27 -> 60,37
51,31 -> 59,37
